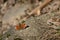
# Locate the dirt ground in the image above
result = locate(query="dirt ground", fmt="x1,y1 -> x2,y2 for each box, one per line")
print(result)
1,0 -> 60,40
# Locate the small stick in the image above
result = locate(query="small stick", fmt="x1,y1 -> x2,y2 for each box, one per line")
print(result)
19,0 -> 52,23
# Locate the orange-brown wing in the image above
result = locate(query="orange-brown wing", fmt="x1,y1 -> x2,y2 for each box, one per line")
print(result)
15,24 -> 27,30
21,23 -> 27,29
15,25 -> 20,30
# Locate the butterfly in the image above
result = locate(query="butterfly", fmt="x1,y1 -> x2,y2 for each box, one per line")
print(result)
15,23 -> 29,30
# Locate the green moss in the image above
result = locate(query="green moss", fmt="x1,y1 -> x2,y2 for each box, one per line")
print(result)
0,35 -> 2,40
0,38 -> 2,40
22,20 -> 25,23
6,34 -> 11,38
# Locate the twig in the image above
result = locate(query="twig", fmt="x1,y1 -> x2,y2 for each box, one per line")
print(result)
19,0 -> 52,23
